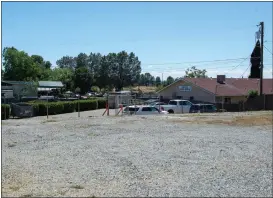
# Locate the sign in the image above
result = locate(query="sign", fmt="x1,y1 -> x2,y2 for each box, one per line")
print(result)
178,85 -> 192,92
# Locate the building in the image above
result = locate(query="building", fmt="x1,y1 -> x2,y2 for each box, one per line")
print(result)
157,75 -> 273,104
1,80 -> 64,102
1,81 -> 37,101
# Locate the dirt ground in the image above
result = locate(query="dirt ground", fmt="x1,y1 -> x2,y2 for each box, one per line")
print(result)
1,110 -> 272,197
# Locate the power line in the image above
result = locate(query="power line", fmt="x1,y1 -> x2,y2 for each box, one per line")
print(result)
141,63 -> 272,71
264,45 -> 273,55
241,64 -> 251,78
141,57 -> 263,66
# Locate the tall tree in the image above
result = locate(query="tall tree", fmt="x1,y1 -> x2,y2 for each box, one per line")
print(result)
155,76 -> 161,86
56,56 -> 77,69
166,76 -> 175,85
185,66 -> 208,78
249,40 -> 261,78
49,68 -> 74,90
2,47 -> 40,81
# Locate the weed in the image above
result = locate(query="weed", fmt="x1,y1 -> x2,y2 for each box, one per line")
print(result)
9,186 -> 20,191
8,143 -> 16,148
70,185 -> 84,189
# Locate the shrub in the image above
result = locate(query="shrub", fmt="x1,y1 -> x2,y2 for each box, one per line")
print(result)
63,101 -> 76,113
1,104 -> 10,120
97,99 -> 106,109
248,90 -> 258,98
77,100 -> 98,111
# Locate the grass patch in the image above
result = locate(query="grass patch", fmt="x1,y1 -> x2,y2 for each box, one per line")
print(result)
41,119 -> 58,124
9,186 -> 20,191
171,112 -> 272,127
70,185 -> 84,189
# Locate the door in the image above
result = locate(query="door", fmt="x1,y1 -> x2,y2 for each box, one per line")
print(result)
180,101 -> 192,113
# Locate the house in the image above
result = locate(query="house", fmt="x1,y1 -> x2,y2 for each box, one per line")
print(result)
157,75 -> 273,104
1,81 -> 37,101
1,80 -> 64,102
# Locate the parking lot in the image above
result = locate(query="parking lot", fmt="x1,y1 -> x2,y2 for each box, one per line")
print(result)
2,110 -> 272,197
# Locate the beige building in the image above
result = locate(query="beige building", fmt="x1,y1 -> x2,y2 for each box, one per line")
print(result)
157,75 -> 273,104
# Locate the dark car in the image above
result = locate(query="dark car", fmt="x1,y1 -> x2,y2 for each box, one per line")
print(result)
190,104 -> 217,113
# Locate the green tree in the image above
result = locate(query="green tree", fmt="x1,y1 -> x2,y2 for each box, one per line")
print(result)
185,66 -> 208,78
2,47 -> 40,81
56,56 -> 77,69
74,66 -> 91,94
166,76 -> 174,85
155,76 -> 161,86
49,68 -> 74,90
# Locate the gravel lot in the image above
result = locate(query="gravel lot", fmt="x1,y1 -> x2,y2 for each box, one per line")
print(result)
2,110 -> 272,197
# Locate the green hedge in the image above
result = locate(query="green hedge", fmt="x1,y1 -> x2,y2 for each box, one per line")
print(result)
1,104 -> 10,120
97,99 -> 106,109
27,99 -> 105,116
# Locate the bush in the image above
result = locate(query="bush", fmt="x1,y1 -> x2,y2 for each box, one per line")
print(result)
97,99 -> 106,109
1,104 -> 10,120
63,101 -> 76,113
27,99 -> 100,116
248,90 -> 258,98
77,100 -> 98,111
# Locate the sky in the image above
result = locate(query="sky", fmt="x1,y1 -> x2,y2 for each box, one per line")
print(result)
2,1 -> 273,79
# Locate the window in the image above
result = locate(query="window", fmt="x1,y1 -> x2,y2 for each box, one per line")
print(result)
127,107 -> 139,112
169,101 -> 177,105
142,107 -> 152,111
206,105 -> 213,110
224,97 -> 231,104
180,101 -> 192,105
151,107 -> 160,112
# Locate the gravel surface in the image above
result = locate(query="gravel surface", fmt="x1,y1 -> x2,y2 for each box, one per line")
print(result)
2,110 -> 272,197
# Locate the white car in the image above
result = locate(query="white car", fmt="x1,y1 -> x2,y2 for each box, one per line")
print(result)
155,99 -> 193,114
123,105 -> 169,115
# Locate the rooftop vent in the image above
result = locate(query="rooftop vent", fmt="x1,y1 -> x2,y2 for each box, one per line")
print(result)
217,75 -> 225,84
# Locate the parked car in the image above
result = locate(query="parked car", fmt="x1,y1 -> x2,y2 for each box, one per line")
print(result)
123,105 -> 168,115
155,99 -> 193,114
189,104 -> 217,113
150,102 -> 167,106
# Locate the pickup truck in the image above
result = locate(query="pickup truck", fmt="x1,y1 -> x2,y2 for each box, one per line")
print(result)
154,99 -> 193,114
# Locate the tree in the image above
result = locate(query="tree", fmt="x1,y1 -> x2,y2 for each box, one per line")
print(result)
49,68 -> 74,90
185,66 -> 208,78
91,86 -> 100,92
166,76 -> 174,85
249,40 -> 261,78
155,76 -> 161,86
56,56 -> 77,69
74,66 -> 91,94
2,47 -> 40,81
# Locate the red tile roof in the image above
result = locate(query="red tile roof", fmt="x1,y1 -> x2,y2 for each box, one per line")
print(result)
184,78 -> 273,96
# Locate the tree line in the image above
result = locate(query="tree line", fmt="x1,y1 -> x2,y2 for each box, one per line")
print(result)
2,47 -> 208,94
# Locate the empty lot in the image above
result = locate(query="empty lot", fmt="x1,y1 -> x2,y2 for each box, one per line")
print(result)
2,110 -> 272,197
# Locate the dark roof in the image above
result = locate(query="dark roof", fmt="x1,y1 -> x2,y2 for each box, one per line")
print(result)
2,81 -> 33,85
158,78 -> 273,96
38,81 -> 64,88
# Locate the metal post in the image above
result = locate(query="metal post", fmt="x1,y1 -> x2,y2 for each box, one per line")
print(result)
107,93 -> 109,116
78,99 -> 80,117
222,96 -> 224,112
47,91 -> 49,119
259,21 -> 264,96
264,94 -> 266,110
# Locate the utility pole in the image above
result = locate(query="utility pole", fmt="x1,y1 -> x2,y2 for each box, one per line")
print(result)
259,21 -> 264,96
